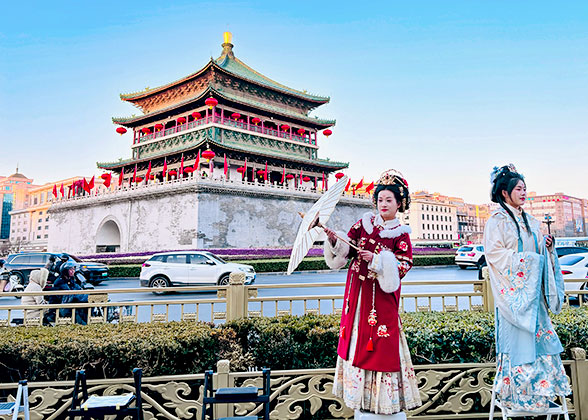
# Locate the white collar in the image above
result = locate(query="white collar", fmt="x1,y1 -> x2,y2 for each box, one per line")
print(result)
361,212 -> 411,239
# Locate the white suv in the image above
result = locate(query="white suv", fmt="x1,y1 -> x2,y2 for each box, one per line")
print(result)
139,251 -> 255,291
455,245 -> 485,269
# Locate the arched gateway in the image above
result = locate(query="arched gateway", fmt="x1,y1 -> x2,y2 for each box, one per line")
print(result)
95,219 -> 121,253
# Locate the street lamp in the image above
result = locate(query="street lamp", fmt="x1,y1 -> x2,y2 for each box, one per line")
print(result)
543,213 -> 554,235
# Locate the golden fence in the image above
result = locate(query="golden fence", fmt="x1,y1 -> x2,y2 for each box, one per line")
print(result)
0,271 -> 586,326
1,348 -> 588,419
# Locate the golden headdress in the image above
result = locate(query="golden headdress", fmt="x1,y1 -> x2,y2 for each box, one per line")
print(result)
374,169 -> 411,212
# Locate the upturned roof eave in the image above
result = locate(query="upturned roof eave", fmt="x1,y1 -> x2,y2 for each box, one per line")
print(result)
119,59 -> 329,104
97,138 -> 347,172
112,87 -> 335,128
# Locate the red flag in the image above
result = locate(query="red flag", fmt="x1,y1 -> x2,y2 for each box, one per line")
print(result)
145,161 -> 152,182
224,154 -> 228,176
180,154 -> 184,177
365,181 -> 375,194
83,178 -> 90,193
300,168 -> 303,184
163,157 -> 167,178
345,179 -> 351,192
89,176 -> 95,191
118,167 -> 124,187
52,184 -> 57,198
193,151 -> 200,171
133,164 -> 137,183
281,166 -> 285,183
59,183 -> 64,198
264,162 -> 268,181
244,157 -> 247,180
322,172 -> 325,190
356,178 -> 364,190
102,173 -> 112,188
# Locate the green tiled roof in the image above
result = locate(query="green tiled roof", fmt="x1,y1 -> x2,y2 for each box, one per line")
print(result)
214,53 -> 328,103
113,86 -> 335,127
97,136 -> 347,171
121,47 -> 328,104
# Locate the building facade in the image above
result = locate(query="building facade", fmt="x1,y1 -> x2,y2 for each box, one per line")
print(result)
401,191 -> 459,243
525,192 -> 588,237
0,171 -> 36,246
9,177 -> 83,251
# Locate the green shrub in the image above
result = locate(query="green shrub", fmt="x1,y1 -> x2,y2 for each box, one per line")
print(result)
2,308 -> 587,382
107,255 -> 453,277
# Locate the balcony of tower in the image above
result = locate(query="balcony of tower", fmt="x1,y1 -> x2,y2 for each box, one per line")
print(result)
130,106 -> 323,154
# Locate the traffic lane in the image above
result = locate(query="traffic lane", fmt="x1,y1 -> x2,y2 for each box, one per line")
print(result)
91,266 -> 479,302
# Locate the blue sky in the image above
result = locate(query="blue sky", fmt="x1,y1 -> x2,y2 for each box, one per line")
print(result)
1,1 -> 587,203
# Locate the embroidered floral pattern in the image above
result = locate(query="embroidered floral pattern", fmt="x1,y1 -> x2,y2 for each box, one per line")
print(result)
398,241 -> 408,252
367,309 -> 377,326
535,328 -> 555,342
494,353 -> 571,413
377,325 -> 390,337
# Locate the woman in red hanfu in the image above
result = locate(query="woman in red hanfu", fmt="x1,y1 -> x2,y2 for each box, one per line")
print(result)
323,169 -> 421,419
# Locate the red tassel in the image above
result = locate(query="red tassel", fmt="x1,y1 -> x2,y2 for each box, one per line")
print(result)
366,337 -> 374,352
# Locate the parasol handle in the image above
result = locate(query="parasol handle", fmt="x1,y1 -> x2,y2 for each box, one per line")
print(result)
298,212 -> 360,251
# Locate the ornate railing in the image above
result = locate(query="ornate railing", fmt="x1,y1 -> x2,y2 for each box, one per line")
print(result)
1,274 -> 586,327
1,349 -> 587,419
50,172 -> 372,205
135,115 -> 316,147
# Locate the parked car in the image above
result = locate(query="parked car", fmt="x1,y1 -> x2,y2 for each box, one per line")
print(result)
3,252 -> 109,286
556,246 -> 588,258
559,252 -> 588,300
139,251 -> 256,292
455,245 -> 485,269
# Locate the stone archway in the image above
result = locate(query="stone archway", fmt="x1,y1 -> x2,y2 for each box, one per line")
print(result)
95,219 -> 121,253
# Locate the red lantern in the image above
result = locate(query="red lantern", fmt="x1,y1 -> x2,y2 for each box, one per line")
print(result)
192,112 -> 201,120
184,167 -> 193,173
251,117 -> 261,125
205,97 -> 218,109
154,123 -> 164,131
231,112 -> 241,120
237,167 -> 245,174
286,174 -> 295,180
116,127 -> 127,135
323,129 -> 333,137
303,176 -> 311,182
135,176 -> 143,183
169,170 -> 177,176
202,149 -> 215,162
256,169 -> 266,175
297,128 -> 305,135
335,172 -> 345,180
141,127 -> 151,134
177,117 -> 186,124
149,174 -> 155,180
281,124 -> 290,132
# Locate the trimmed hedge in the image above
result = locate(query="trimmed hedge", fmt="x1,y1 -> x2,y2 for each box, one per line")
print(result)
2,308 -> 587,382
108,255 -> 455,278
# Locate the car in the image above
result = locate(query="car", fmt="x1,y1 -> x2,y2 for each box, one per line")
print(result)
3,252 -> 109,286
556,246 -> 588,258
559,252 -> 588,300
139,251 -> 256,292
455,245 -> 485,269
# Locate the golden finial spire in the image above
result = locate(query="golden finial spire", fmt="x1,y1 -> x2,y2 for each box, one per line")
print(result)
223,31 -> 232,44
221,32 -> 234,58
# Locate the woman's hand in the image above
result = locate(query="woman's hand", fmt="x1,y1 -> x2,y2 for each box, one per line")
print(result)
358,250 -> 374,263
545,235 -> 554,248
323,227 -> 338,247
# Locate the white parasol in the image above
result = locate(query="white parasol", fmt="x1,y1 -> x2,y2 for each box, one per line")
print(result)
287,175 -> 359,275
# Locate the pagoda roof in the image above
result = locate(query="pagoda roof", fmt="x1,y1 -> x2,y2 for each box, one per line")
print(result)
120,43 -> 329,104
97,137 -> 347,172
112,86 -> 335,128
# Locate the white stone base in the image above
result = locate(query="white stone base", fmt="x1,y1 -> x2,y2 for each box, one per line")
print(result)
354,410 -> 407,420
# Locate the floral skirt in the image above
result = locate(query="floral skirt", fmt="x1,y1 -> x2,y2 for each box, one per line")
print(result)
494,353 -> 571,413
333,298 -> 421,415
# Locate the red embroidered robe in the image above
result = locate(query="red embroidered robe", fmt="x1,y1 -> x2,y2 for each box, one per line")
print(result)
337,215 -> 413,372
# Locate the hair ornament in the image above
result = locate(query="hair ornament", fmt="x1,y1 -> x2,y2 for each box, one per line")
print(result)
490,163 -> 519,185
377,169 -> 408,188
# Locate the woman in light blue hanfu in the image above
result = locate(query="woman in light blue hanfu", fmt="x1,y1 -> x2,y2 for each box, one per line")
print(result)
484,164 -> 571,413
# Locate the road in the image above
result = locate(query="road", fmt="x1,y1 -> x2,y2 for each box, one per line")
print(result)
0,266 -> 482,322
